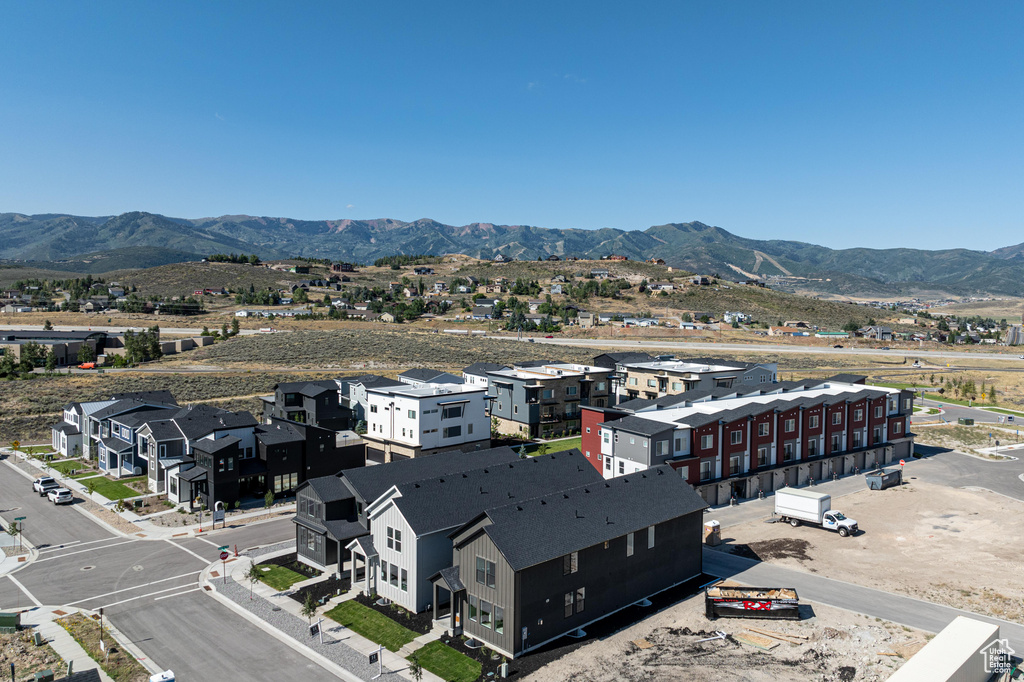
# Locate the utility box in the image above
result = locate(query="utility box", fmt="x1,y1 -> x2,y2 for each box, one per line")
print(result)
33,671 -> 54,682
33,631 -> 44,646
958,417 -> 974,426
0,611 -> 19,634
703,520 -> 721,546
865,468 -> 902,490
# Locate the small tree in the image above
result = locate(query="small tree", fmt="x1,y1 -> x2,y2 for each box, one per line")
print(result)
86,478 -> 97,498
77,344 -> 95,364
301,590 -> 318,624
43,319 -> 53,331
408,654 -> 423,682
44,350 -> 57,374
220,323 -> 230,339
245,560 -> 262,600
230,318 -> 240,336
264,490 -> 274,509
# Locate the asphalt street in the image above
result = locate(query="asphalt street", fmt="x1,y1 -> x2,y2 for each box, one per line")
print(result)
914,396 -> 1023,426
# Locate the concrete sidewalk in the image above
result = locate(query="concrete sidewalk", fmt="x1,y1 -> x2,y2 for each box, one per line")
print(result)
202,545 -> 445,682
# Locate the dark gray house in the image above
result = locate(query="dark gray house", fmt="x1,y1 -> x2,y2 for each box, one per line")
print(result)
294,446 -> 523,575
261,380 -> 351,431
433,464 -> 707,658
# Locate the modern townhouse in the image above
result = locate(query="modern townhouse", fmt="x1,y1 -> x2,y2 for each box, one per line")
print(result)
82,391 -> 179,464
462,362 -> 506,389
51,399 -> 119,457
363,381 -> 490,462
339,375 -> 406,423
432,465 -> 707,658
613,356 -> 778,402
350,450 -> 602,614
260,380 -> 352,431
581,377 -> 915,504
487,362 -> 614,439
294,446 -> 523,574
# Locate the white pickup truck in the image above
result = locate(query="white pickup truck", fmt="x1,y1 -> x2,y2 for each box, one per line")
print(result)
775,489 -> 858,537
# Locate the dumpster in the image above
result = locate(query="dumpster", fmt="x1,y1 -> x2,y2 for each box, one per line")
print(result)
705,585 -> 801,621
703,520 -> 721,547
0,611 -> 20,634
865,468 -> 902,490
957,417 -> 974,426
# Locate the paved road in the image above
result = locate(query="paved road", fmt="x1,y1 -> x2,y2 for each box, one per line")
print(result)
0,324 -> 269,336
507,335 -> 1024,363
703,549 -> 1024,651
913,396 -> 1023,427
0,461 -> 115,549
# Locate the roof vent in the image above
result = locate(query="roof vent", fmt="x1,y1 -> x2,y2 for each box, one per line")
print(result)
462,473 -> 468,478
606,516 -> 612,524
439,478 -> 445,483
575,510 -> 583,519
479,486 -> 487,495
563,494 -> 569,499
605,482 -> 611,488
540,499 -> 547,505
414,483 -> 420,488
515,506 -> 523,511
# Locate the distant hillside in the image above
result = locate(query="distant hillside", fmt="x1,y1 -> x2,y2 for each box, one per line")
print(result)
3,211 -> 1024,297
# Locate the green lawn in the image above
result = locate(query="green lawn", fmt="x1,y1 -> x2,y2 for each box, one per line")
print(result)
21,445 -> 53,455
409,641 -> 482,682
49,460 -> 89,476
71,471 -> 103,480
85,476 -> 145,501
984,407 -> 1024,416
519,436 -> 582,457
257,564 -> 308,591
325,600 -> 419,652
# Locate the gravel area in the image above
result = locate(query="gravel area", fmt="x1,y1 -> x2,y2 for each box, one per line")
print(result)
217,558 -> 396,681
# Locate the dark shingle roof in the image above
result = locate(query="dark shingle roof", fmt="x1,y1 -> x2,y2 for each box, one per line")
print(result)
593,352 -> 653,365
177,465 -> 208,482
51,422 -> 81,435
350,375 -> 404,389
481,465 -> 707,571
390,450 -> 602,536
462,362 -> 507,376
171,405 -> 257,439
398,368 -> 449,382
140,419 -> 184,441
829,374 -> 867,385
256,421 -> 304,445
191,435 -> 241,454
608,415 -> 676,437
340,446 -> 522,505
432,565 -> 465,592
99,436 -> 132,452
303,475 -> 354,503
109,390 -> 178,405
323,519 -> 367,543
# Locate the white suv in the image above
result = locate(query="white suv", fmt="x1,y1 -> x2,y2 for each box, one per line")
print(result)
47,488 -> 74,505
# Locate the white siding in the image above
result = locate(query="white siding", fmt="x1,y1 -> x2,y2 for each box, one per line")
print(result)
368,502 -> 418,612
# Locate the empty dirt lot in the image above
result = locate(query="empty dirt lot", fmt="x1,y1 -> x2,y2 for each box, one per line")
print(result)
526,591 -> 925,682
713,480 -> 1024,624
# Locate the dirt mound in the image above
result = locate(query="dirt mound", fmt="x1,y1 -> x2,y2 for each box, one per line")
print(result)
730,538 -> 814,562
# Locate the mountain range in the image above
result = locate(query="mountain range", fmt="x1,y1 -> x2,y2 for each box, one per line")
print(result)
2,211 -> 1023,297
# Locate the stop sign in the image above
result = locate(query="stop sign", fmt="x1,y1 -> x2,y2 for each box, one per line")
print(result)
220,551 -> 229,561
899,459 -> 906,466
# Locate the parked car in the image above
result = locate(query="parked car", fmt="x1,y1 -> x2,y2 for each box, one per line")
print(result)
880,346 -> 891,350
78,362 -> 96,369
33,476 -> 60,496
47,488 -> 74,505
545,335 -> 554,338
833,344 -> 843,348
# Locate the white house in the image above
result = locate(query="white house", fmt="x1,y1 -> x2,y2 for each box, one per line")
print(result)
363,382 -> 490,461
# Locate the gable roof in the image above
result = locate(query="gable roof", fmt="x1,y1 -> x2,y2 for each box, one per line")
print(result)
110,390 -> 178,405
302,474 -> 354,503
399,368 -> 462,384
191,435 -> 241,454
276,380 -> 338,397
340,446 -> 522,504
607,415 -> 677,437
462,362 -> 507,377
389,450 -> 602,536
255,420 -> 304,445
171,405 -> 257,439
480,465 -> 707,571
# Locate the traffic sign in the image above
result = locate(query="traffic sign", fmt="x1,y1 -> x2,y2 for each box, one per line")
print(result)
12,441 -> 19,450
220,551 -> 229,561
218,545 -> 229,552
899,459 -> 905,466
14,516 -> 25,521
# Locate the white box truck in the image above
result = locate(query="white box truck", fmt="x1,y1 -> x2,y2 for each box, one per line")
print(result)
774,489 -> 858,537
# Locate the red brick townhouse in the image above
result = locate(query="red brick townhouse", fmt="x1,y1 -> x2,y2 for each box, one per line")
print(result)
580,376 -> 914,505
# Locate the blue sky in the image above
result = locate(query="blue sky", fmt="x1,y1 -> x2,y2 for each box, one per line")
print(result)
1,1 -> 1021,250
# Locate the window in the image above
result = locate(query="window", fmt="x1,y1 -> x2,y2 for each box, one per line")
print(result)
674,437 -> 682,451
443,425 -> 462,438
832,434 -> 841,451
700,434 -> 713,449
576,587 -> 585,613
468,595 -> 478,622
730,430 -> 742,445
389,563 -> 398,587
785,418 -> 796,432
894,421 -> 902,434
604,457 -> 612,471
809,415 -> 819,429
380,560 -> 387,584
476,557 -> 496,588
629,437 -> 635,445
903,398 -> 911,410
618,461 -> 624,475
586,427 -> 591,434
647,379 -> 657,388
468,423 -> 473,435
626,532 -> 634,557
494,606 -> 504,634
853,431 -> 862,447
563,551 -> 578,575
647,525 -> 655,549
700,460 -> 712,482
655,440 -> 668,456
874,406 -> 883,418
783,442 -> 794,462
628,377 -> 637,386
832,412 -> 842,425
564,592 -> 574,618
401,568 -> 408,591
855,408 -> 864,421
596,381 -> 606,391
757,446 -> 768,467
566,386 -> 578,396
387,527 -> 402,553
273,473 -> 298,493
758,423 -> 769,437
873,427 -> 882,444
513,405 -> 517,414
543,389 -> 554,399
442,405 -> 463,420
370,404 -> 378,413
602,431 -> 609,444
672,382 -> 682,391
307,529 -> 316,551
218,458 -> 225,472
730,455 -> 741,474
481,600 -> 492,628
408,409 -> 416,419
807,439 -> 817,457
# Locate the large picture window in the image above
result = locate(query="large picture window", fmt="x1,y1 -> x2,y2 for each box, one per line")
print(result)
476,556 -> 496,588
442,404 -> 463,420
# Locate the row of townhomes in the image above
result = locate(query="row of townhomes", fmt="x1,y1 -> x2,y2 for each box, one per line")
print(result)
52,389 -> 362,509
580,373 -> 915,504
293,446 -> 707,659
